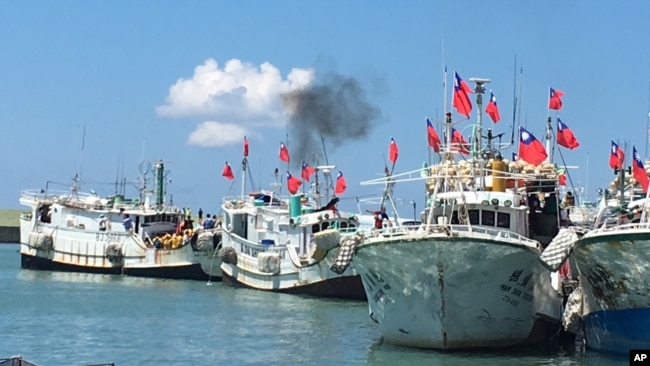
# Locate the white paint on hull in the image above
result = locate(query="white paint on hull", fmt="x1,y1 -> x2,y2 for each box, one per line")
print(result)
353,235 -> 561,349
573,229 -> 650,317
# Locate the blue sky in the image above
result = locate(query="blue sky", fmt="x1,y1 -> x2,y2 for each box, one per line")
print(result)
2,1 -> 649,217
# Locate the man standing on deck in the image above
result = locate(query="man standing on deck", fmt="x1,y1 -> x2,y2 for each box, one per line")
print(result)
123,214 -> 133,232
367,206 -> 391,229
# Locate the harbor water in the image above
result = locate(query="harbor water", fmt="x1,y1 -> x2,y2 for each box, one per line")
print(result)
0,244 -> 627,365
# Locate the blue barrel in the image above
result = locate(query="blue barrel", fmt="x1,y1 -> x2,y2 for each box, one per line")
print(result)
261,239 -> 275,245
289,195 -> 301,218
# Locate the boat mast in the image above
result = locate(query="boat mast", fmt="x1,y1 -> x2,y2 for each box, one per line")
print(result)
470,78 -> 489,189
544,117 -> 553,163
469,78 -> 489,155
241,156 -> 247,198
154,161 -> 165,208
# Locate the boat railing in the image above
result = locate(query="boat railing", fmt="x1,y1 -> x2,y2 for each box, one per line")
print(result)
591,221 -> 650,234
370,223 -> 540,249
20,189 -> 180,214
222,195 -> 290,210
447,224 -> 541,249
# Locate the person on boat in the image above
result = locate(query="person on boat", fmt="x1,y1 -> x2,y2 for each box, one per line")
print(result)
367,206 -> 391,229
203,214 -> 215,229
563,191 -> 575,207
542,192 -> 558,215
98,214 -> 108,231
183,215 -> 194,230
38,207 -> 50,223
198,208 -> 203,223
122,214 -> 133,232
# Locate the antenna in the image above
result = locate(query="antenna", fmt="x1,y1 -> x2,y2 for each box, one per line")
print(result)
77,125 -> 86,191
510,55 -> 518,146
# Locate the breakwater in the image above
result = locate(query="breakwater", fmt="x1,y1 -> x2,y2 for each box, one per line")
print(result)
0,226 -> 19,243
0,209 -> 22,243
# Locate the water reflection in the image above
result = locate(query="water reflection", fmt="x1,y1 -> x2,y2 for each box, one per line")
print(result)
364,337 -> 628,366
17,268 -> 193,290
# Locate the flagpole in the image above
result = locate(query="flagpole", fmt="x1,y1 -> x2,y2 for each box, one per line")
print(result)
645,81 -> 650,160
584,152 -> 589,205
509,55 -> 518,146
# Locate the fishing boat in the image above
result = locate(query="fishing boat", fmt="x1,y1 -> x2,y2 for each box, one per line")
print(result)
340,78 -> 564,349
217,139 -> 366,300
19,160 -> 222,281
542,148 -> 650,353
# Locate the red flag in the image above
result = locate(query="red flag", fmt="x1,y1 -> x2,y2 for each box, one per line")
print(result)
301,161 -> 315,181
279,142 -> 290,162
286,172 -> 302,194
335,171 -> 347,195
519,127 -> 547,166
426,118 -> 441,152
485,91 -> 500,123
633,146 -> 649,193
388,137 -> 398,163
549,87 -> 564,110
558,172 -> 567,186
452,71 -> 473,119
609,141 -> 625,170
556,118 -> 579,149
221,161 -> 234,180
243,136 -> 249,157
451,128 -> 470,155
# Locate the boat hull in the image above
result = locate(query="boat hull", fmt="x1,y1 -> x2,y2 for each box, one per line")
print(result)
572,230 -> 650,353
221,266 -> 366,300
20,252 -> 210,280
20,225 -> 221,281
353,235 -> 562,349
219,226 -> 367,300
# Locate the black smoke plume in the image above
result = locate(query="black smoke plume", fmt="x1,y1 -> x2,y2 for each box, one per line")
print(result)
281,73 -> 381,166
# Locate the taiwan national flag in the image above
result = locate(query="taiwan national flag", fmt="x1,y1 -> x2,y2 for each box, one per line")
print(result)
556,118 -> 580,149
335,171 -> 347,195
221,161 -> 234,180
426,118 -> 441,152
548,87 -> 565,110
279,142 -> 290,162
633,146 -> 649,193
485,91 -> 500,123
519,127 -> 547,166
452,71 -> 473,119
286,172 -> 302,194
609,141 -> 625,170
301,161 -> 315,181
389,137 -> 399,163
451,127 -> 470,155
243,136 -> 249,157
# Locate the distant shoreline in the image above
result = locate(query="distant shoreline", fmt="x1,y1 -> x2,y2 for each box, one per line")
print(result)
0,209 -> 22,228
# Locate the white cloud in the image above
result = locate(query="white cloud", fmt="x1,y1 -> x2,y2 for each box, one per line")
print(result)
156,58 -> 315,147
187,121 -> 248,147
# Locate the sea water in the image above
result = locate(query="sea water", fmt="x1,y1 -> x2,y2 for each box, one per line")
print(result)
0,244 -> 627,365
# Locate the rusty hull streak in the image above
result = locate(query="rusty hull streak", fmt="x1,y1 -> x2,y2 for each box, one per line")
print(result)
437,261 -> 447,348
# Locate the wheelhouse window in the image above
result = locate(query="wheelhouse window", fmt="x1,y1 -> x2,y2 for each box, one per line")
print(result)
468,210 -> 479,225
481,210 -> 495,226
497,212 -> 510,229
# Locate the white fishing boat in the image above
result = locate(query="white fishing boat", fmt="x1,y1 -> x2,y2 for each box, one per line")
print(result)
542,153 -> 650,353
340,78 -> 564,349
19,161 -> 222,281
217,156 -> 366,300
